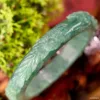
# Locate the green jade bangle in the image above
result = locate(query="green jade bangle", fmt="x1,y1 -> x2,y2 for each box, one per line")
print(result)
6,11 -> 98,100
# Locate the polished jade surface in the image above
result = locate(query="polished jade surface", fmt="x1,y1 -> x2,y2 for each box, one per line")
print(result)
6,11 -> 98,100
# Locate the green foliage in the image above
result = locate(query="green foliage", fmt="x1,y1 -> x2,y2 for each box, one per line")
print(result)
0,0 -> 62,77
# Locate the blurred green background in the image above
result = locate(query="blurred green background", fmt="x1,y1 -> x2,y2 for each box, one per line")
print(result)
0,0 -> 63,77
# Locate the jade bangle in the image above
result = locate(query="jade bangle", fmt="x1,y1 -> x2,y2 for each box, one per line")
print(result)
6,11 -> 98,100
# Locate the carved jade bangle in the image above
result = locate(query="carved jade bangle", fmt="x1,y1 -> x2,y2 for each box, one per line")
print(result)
6,11 -> 98,100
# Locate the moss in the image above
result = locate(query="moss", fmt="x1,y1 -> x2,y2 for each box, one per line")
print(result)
0,0 -> 62,77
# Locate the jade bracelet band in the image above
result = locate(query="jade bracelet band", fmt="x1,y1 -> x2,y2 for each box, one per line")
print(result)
6,11 -> 98,100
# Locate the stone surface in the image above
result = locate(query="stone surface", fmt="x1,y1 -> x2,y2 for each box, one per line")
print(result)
0,71 -> 8,94
6,11 -> 98,100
